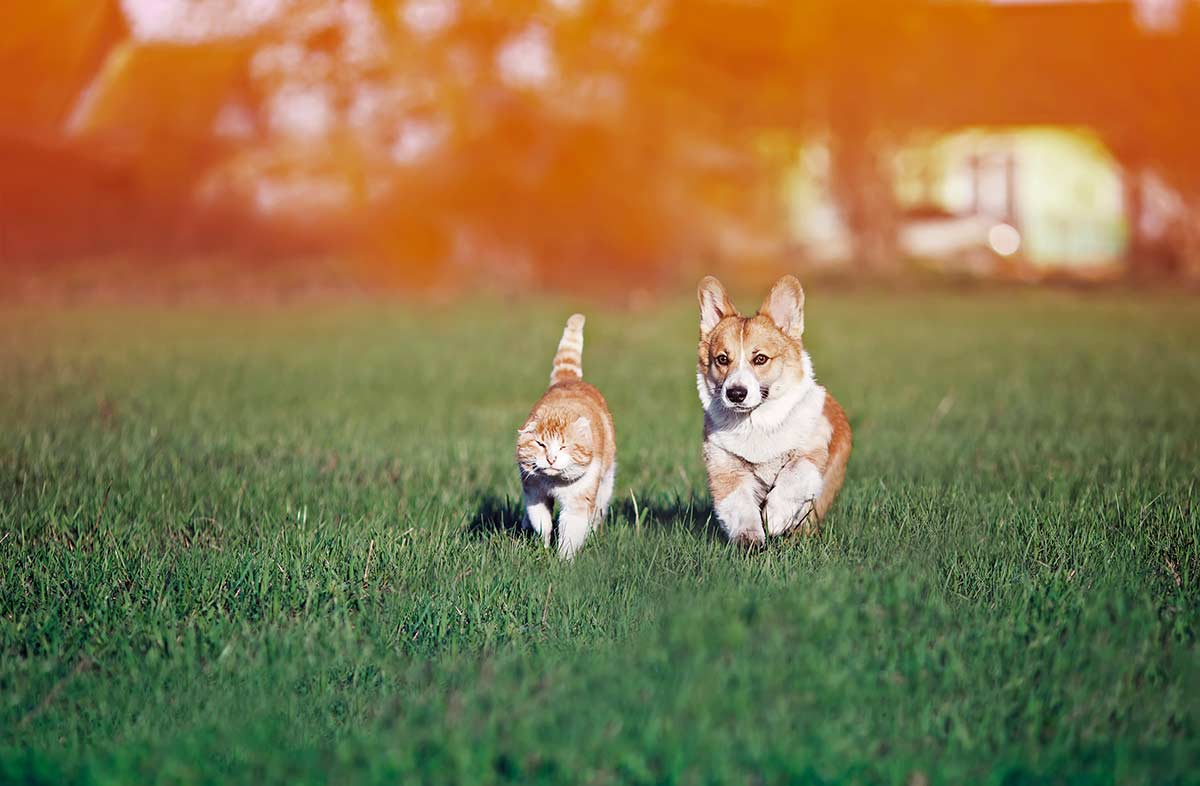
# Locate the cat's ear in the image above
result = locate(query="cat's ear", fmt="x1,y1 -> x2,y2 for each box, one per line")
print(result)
759,274 -> 805,340
698,276 -> 737,336
518,422 -> 536,436
571,416 -> 592,440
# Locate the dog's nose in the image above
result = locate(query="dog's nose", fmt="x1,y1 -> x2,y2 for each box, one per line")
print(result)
726,385 -> 748,404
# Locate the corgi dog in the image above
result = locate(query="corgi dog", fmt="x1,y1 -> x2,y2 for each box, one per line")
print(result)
696,275 -> 851,546
516,314 -> 616,559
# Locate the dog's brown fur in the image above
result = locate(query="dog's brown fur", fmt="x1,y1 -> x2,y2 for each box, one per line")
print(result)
696,275 -> 851,543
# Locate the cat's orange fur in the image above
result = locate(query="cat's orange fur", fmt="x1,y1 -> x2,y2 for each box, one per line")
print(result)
516,314 -> 616,559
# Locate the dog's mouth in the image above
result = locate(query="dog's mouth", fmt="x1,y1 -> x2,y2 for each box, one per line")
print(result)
720,385 -> 771,414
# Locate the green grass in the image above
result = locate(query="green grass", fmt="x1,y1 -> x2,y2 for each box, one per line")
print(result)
1,290 -> 1198,785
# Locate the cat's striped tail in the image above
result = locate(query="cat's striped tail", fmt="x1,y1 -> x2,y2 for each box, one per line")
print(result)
549,314 -> 585,385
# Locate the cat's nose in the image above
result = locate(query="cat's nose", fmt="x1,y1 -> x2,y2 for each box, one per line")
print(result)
726,385 -> 748,404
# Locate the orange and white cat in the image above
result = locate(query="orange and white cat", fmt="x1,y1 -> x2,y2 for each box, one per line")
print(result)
696,275 -> 851,546
517,314 -> 616,559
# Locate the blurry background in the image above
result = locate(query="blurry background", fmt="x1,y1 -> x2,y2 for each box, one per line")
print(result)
4,8 -> 1200,777
3,0 -> 1200,295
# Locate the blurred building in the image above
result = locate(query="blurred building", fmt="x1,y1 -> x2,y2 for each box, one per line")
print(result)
789,128 -> 1134,275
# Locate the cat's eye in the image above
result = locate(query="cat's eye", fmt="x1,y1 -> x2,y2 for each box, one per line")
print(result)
535,440 -> 545,448
715,353 -> 730,366
753,353 -> 769,366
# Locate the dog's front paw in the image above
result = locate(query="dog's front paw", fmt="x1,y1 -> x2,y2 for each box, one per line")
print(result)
791,500 -> 820,537
730,531 -> 765,550
725,518 -> 766,549
765,497 -> 818,537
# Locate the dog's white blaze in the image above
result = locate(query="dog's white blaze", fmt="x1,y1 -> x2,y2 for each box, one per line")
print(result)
722,331 -> 763,407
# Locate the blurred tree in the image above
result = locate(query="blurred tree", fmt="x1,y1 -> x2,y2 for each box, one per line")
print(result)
0,1 -> 124,137
4,0 -> 1200,282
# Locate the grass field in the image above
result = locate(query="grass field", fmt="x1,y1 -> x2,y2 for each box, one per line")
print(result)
1,290 -> 1198,785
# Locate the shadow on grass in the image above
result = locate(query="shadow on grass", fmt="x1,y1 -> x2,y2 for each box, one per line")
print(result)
466,490 -> 723,543
467,493 -> 525,539
607,494 -> 724,542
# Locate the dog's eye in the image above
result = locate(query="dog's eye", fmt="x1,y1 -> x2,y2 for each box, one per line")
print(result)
753,354 -> 769,366
715,353 -> 730,366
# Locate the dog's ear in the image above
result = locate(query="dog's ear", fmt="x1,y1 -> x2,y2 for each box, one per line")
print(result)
698,276 -> 737,335
760,275 -> 805,340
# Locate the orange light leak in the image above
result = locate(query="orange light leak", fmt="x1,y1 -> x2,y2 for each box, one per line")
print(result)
2,1 -> 1199,291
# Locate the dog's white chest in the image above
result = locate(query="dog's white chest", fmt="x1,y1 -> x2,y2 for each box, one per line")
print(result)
707,385 -> 829,465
